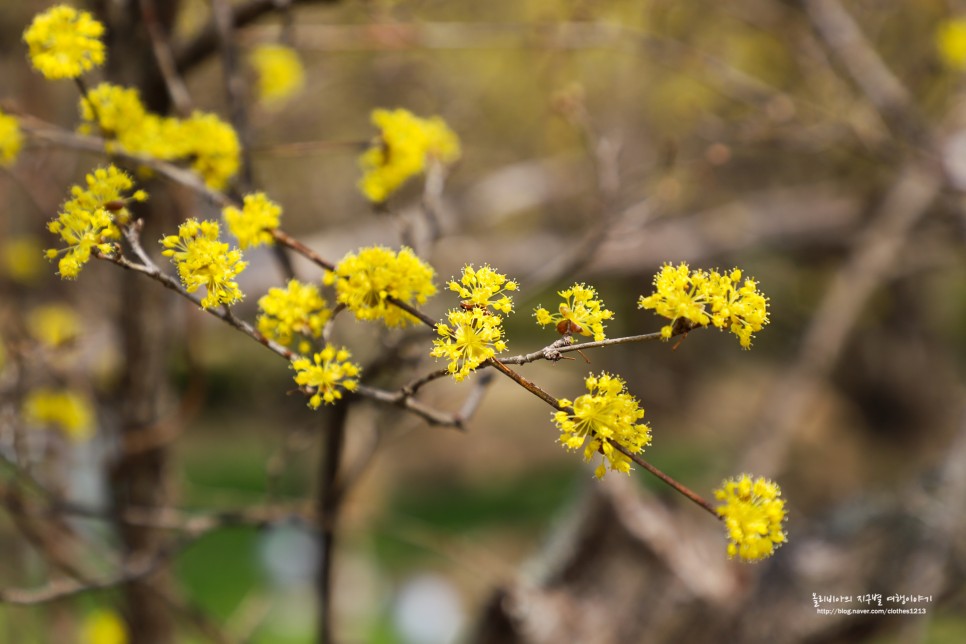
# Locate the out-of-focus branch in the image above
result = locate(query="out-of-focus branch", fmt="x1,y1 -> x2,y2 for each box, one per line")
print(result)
315,402 -> 348,644
138,0 -> 193,116
211,0 -> 255,192
176,0 -> 341,74
742,159 -> 942,473
800,0 -> 929,144
20,118 -> 233,207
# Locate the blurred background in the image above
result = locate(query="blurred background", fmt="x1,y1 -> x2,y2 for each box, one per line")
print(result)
1,0 -> 966,642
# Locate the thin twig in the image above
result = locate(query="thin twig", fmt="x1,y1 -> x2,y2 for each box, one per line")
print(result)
271,228 -> 335,270
611,445 -> 719,518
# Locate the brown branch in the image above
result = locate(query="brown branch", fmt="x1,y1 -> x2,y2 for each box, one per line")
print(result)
486,358 -> 564,410
271,228 -> 335,270
611,445 -> 719,518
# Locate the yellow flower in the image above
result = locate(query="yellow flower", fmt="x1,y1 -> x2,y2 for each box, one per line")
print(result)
161,219 -> 247,309
291,345 -> 361,408
28,304 -> 81,348
714,474 -> 787,562
430,307 -> 508,381
81,609 -> 128,644
938,18 -> 966,70
324,246 -> 436,327
45,165 -> 148,279
534,282 -> 614,342
358,108 -> 461,202
249,44 -> 305,106
23,388 -> 95,441
0,109 -> 24,167
257,279 -> 331,351
638,262 -> 769,348
178,111 -> 241,190
223,192 -> 282,249
78,82 -> 149,143
75,92 -> 239,189
447,264 -> 517,314
1,235 -> 44,284
23,4 -> 106,80
553,372 -> 651,479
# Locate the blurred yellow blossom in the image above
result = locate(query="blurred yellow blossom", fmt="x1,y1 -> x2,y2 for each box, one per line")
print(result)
534,282 -> 613,342
75,87 -> 240,189
250,44 -> 305,106
161,219 -> 247,309
937,18 -> 966,70
23,388 -> 95,441
223,192 -> 281,249
78,82 -> 148,145
45,165 -> 147,279
324,246 -> 436,327
81,609 -> 128,644
553,372 -> 651,479
23,4 -> 106,80
28,304 -> 81,348
1,236 -> 45,284
291,345 -> 360,408
358,108 -> 461,202
714,474 -> 787,562
0,109 -> 23,166
179,111 -> 241,190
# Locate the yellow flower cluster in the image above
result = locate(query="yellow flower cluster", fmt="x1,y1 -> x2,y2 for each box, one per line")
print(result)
554,372 -> 651,479
223,192 -> 281,249
28,304 -> 81,348
291,345 -> 361,408
325,246 -> 437,327
0,109 -> 23,167
937,18 -> 966,70
358,108 -> 461,202
23,388 -> 95,441
431,264 -> 516,381
77,84 -> 241,190
249,44 -> 305,107
79,83 -> 148,143
447,264 -> 517,314
714,474 -> 787,562
23,5 -> 106,80
258,279 -> 331,353
534,282 -> 614,342
45,165 -> 147,279
180,112 -> 242,191
161,219 -> 247,309
638,262 -> 769,348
